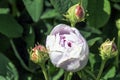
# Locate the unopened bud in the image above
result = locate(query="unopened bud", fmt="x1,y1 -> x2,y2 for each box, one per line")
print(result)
64,4 -> 85,26
75,5 -> 85,20
30,44 -> 48,64
99,39 -> 118,60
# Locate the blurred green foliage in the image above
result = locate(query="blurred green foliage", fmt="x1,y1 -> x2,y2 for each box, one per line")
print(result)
0,0 -> 120,80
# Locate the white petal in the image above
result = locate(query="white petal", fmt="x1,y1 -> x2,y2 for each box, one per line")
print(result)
71,27 -> 81,37
58,59 -> 81,72
46,34 -> 65,52
79,41 -> 89,60
53,33 -> 65,52
50,24 -> 73,35
49,51 -> 63,66
46,35 -> 55,51
69,44 -> 82,58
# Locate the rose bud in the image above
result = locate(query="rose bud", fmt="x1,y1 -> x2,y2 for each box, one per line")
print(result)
46,24 -> 89,72
75,4 -> 85,20
30,44 -> 48,64
64,4 -> 85,26
99,39 -> 118,60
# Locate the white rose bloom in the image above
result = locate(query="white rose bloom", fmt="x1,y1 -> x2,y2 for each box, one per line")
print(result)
46,24 -> 89,72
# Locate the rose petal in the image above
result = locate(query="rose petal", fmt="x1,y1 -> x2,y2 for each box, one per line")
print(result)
50,24 -> 73,35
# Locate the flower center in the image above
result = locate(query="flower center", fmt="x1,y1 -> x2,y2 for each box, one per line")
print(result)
59,35 -> 72,48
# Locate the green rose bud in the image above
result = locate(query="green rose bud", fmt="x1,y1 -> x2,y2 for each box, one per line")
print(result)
30,44 -> 48,64
99,39 -> 118,60
64,4 -> 85,27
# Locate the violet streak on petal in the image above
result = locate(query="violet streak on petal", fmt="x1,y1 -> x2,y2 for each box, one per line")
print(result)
46,24 -> 89,72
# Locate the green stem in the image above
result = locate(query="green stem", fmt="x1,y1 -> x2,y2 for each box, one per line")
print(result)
79,0 -> 82,4
84,69 -> 96,80
77,71 -> 81,78
41,63 -> 49,80
71,22 -> 75,27
77,70 -> 87,80
8,0 -> 18,16
10,39 -> 33,73
116,19 -> 120,69
96,60 -> 106,80
116,30 -> 120,68
64,72 -> 73,80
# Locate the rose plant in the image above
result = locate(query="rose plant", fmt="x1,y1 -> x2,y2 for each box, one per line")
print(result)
0,0 -> 119,80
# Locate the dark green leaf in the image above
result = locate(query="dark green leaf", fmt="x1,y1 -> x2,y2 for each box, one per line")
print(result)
50,0 -> 80,13
82,0 -> 88,10
40,9 -> 60,19
87,0 -> 111,28
88,37 -> 102,46
89,53 -> 96,71
0,53 -> 18,80
0,0 -> 9,8
88,27 -> 102,34
111,0 -> 120,2
24,26 -> 35,48
80,30 -> 92,38
103,66 -> 116,79
44,21 -> 53,36
0,14 -> 23,38
0,35 -> 10,52
23,0 -> 43,22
